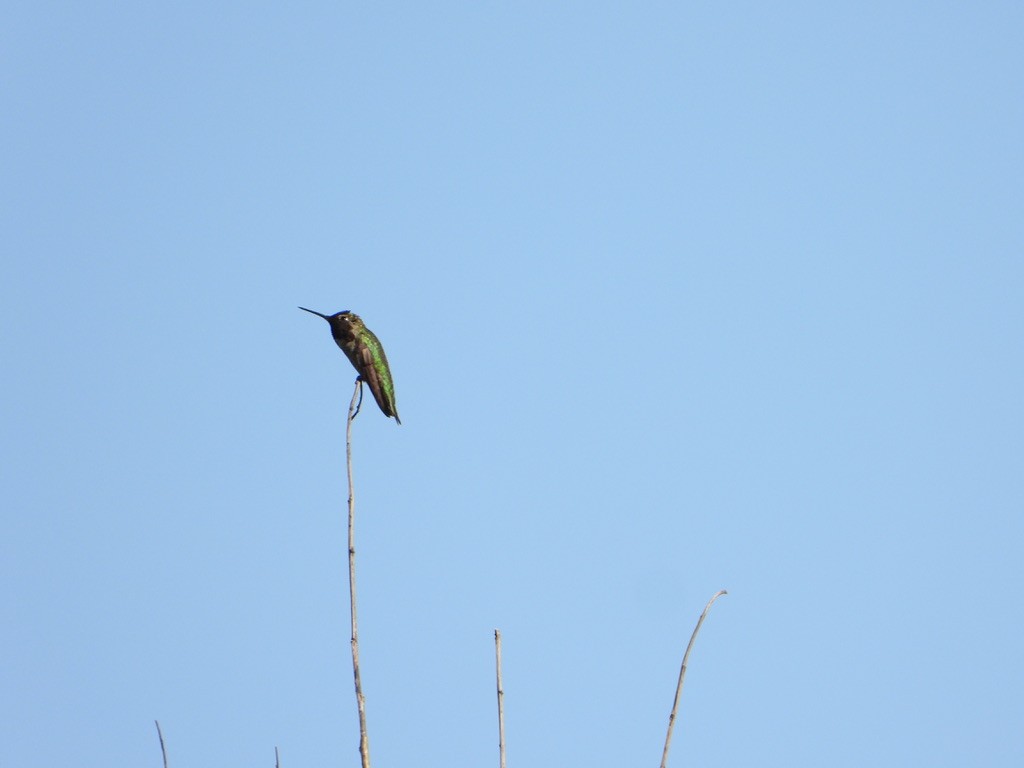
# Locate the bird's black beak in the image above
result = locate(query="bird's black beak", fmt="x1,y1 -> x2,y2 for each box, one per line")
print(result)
298,306 -> 330,320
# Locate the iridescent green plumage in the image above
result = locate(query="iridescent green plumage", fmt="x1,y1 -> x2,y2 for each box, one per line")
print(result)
299,307 -> 400,424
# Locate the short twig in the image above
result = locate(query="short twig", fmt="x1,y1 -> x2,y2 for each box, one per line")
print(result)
495,629 -> 507,768
274,745 -> 280,768
346,379 -> 371,768
154,720 -> 168,768
659,589 -> 728,768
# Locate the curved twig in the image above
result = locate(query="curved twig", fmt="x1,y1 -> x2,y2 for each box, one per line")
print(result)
659,589 -> 727,768
154,720 -> 168,768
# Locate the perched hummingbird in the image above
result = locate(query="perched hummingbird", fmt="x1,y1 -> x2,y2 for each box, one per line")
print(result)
299,307 -> 401,424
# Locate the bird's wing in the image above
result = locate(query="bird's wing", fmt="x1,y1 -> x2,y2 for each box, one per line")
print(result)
356,345 -> 389,415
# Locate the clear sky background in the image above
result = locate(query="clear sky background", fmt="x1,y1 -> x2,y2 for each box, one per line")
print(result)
3,2 -> 1022,767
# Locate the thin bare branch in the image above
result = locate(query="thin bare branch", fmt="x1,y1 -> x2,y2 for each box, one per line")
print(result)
274,746 -> 280,768
154,720 -> 168,768
347,378 -> 371,768
659,589 -> 728,768
495,629 -> 507,768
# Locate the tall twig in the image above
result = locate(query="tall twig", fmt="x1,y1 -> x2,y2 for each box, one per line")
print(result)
275,745 -> 281,768
346,378 -> 371,768
659,589 -> 727,768
154,720 -> 168,768
494,629 -> 507,768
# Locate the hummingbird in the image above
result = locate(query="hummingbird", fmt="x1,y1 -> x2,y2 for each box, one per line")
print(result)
299,307 -> 401,424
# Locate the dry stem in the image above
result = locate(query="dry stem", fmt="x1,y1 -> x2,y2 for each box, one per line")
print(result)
347,378 -> 371,768
154,720 -> 168,768
494,629 -> 507,768
659,589 -> 727,768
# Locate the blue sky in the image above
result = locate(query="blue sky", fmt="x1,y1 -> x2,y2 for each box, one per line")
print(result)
3,2 -> 1023,766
